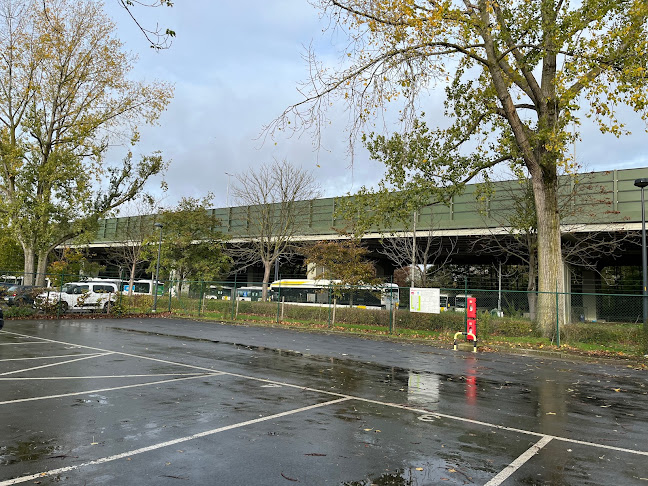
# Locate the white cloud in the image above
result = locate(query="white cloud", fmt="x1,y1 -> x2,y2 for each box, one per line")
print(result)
105,1 -> 648,212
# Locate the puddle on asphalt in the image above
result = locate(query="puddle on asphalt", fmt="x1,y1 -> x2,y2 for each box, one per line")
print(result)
116,327 -> 648,425
0,438 -> 60,465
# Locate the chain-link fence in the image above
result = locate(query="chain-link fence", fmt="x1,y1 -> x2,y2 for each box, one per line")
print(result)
0,271 -> 644,353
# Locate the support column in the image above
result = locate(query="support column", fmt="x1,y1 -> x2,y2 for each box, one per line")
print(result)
582,270 -> 598,322
563,263 -> 572,324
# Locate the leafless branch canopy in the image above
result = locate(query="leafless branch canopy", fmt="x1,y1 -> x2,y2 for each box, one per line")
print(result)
227,159 -> 322,293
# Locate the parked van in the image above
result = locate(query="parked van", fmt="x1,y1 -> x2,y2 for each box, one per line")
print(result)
39,281 -> 119,312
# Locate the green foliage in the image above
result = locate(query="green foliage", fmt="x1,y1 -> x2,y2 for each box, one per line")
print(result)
3,306 -> 36,318
564,323 -> 641,346
36,299 -> 66,316
301,239 -> 379,297
394,310 -> 465,332
0,0 -> 172,284
104,298 -> 128,317
145,196 -> 231,281
47,248 -> 105,287
277,0 -> 648,337
0,235 -> 23,271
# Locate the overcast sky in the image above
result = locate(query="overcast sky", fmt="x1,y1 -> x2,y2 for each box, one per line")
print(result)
105,1 -> 648,211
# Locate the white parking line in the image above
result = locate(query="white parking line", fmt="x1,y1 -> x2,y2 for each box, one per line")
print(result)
1,331 -> 222,373
0,353 -> 112,376
485,436 -> 553,486
0,341 -> 52,345
0,373 -> 208,380
3,330 -> 648,460
0,397 -> 351,486
0,373 -> 221,405
0,353 -> 104,362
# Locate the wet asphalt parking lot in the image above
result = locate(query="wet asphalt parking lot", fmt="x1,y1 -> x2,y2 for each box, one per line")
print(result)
1,317 -> 647,485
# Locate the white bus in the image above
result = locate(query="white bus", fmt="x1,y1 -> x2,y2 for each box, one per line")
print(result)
205,286 -> 234,300
236,286 -> 265,301
121,279 -> 164,296
270,279 -> 399,309
89,277 -> 164,296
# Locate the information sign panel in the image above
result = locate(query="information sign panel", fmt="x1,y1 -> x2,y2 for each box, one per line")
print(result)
409,287 -> 441,314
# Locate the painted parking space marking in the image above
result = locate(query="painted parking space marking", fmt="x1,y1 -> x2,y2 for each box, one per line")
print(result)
0,353 -> 112,376
485,436 -> 553,486
2,330 -> 648,467
0,397 -> 351,486
0,353 -> 102,362
1,330 -> 224,374
4,330 -> 648,458
0,373 -> 221,406
0,372 -> 209,380
0,341 -> 52,345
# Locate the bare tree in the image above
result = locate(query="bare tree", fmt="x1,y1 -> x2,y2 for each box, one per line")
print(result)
229,159 -> 321,300
380,211 -> 458,288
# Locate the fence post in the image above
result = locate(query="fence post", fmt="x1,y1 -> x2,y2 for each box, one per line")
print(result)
327,284 -> 332,328
231,273 -> 237,320
118,268 -> 124,312
276,282 -> 281,323
555,283 -> 561,347
198,280 -> 204,316
389,279 -> 394,334
168,279 -> 172,313
57,272 -> 64,319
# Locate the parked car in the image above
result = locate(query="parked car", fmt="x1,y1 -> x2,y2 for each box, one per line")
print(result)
39,281 -> 119,312
4,285 -> 42,306
0,306 -> 4,329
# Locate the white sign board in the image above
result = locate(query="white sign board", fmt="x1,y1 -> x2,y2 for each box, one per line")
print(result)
409,287 -> 441,314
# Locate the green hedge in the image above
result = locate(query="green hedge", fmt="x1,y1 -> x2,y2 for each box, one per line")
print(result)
3,306 -> 36,318
564,323 -> 641,345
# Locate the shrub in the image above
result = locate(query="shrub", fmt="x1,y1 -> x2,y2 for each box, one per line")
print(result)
104,299 -> 128,316
4,306 -> 36,318
564,323 -> 640,345
489,317 -> 538,337
394,310 -> 464,331
121,294 -> 154,311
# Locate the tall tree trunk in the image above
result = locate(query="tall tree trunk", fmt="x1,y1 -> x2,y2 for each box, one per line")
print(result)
22,245 -> 36,286
262,261 -> 272,301
527,234 -> 538,321
129,261 -> 137,296
532,172 -> 565,338
35,251 -> 48,286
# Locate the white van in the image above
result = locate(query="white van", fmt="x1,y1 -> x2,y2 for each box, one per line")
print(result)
39,281 -> 119,312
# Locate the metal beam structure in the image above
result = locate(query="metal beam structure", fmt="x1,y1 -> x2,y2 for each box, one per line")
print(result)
90,168 -> 646,250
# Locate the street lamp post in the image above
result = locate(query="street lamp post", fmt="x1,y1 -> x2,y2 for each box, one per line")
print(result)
153,222 -> 164,313
225,172 -> 233,207
634,178 -> 648,354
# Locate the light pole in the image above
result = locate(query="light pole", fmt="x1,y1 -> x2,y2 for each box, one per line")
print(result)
153,222 -> 163,313
634,178 -> 648,354
225,172 -> 233,207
